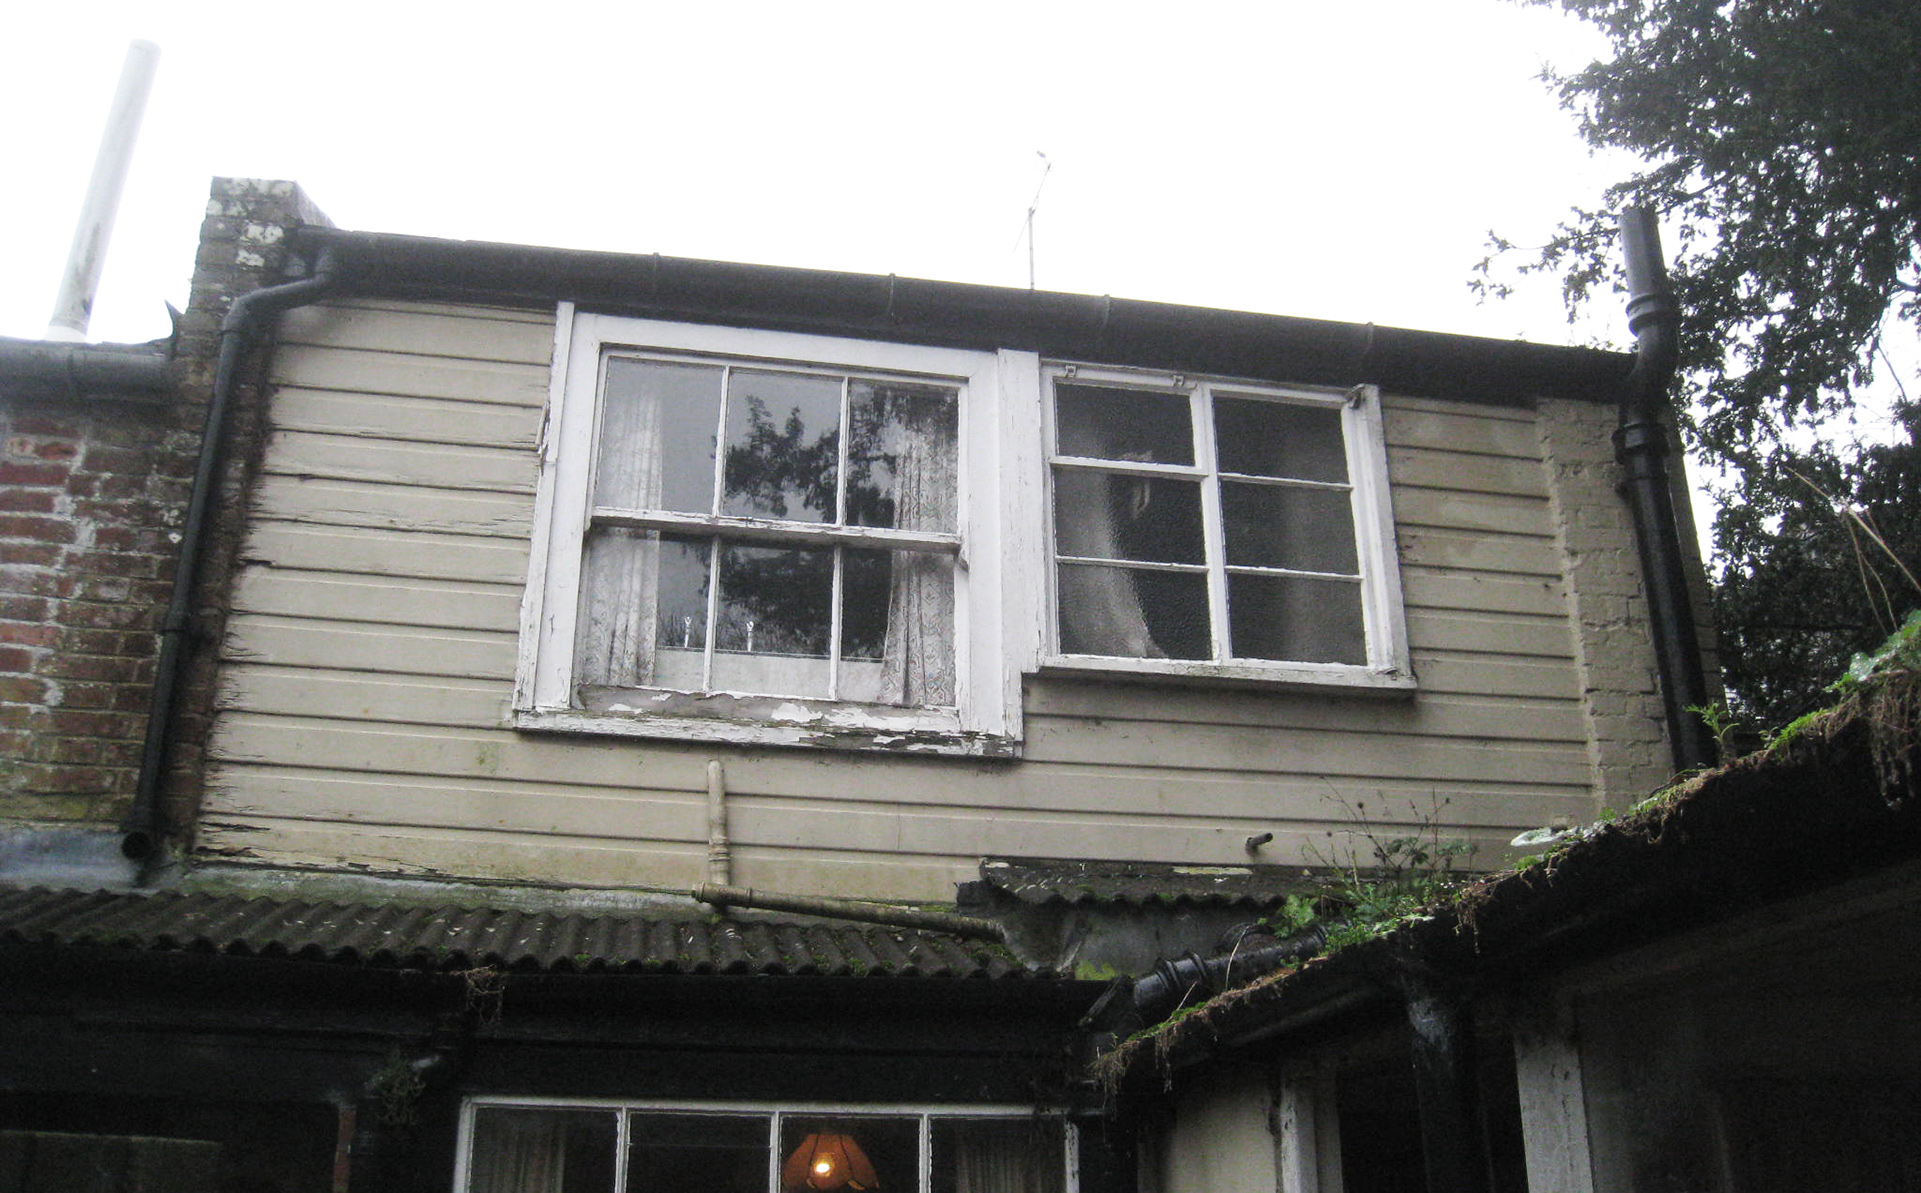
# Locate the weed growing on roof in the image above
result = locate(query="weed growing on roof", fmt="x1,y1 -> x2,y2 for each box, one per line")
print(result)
369,1048 -> 427,1127
456,965 -> 504,1025
1265,796 -> 1477,956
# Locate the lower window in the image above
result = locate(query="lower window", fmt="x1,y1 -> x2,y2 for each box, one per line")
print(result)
459,1101 -> 1072,1193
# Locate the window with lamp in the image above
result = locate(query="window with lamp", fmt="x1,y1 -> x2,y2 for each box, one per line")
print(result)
1042,366 -> 1411,690
516,310 -> 1027,755
457,1101 -> 1072,1193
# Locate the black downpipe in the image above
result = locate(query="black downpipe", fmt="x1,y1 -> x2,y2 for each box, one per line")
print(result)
1401,974 -> 1492,1193
121,250 -> 341,864
1615,209 -> 1718,773
1130,926 -> 1330,1022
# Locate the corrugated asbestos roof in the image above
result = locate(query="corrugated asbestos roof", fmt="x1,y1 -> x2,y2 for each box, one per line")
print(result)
978,858 -> 1318,908
0,886 -> 1049,980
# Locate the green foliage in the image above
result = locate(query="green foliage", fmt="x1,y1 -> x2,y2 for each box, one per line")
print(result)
1712,429 -> 1921,727
1834,608 -> 1921,690
1275,799 -> 1477,955
1478,0 -> 1921,729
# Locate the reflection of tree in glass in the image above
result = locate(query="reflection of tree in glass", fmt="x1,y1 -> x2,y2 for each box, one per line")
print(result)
717,545 -> 831,658
847,382 -> 958,532
723,397 -> 838,521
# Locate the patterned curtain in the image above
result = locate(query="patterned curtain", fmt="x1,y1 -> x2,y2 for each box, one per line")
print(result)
880,395 -> 957,707
576,367 -> 666,689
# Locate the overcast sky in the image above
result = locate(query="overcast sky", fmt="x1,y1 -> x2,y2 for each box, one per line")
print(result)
4,0 -> 1633,350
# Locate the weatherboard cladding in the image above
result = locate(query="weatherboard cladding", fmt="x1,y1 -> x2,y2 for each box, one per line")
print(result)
977,858 -> 1319,908
0,886 -> 1046,979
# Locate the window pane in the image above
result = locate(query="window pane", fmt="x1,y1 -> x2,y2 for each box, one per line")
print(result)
627,1113 -> 770,1193
1055,383 -> 1193,465
599,357 -> 725,514
931,1120 -> 1064,1193
1229,573 -> 1366,664
469,1107 -> 617,1193
780,1117 -> 917,1193
1057,564 -> 1210,659
1053,470 -> 1204,564
713,543 -> 833,697
848,381 -> 959,532
576,530 -> 710,690
722,369 -> 843,522
650,533 -> 713,690
1221,483 -> 1359,574
841,548 -> 955,708
1214,397 -> 1348,483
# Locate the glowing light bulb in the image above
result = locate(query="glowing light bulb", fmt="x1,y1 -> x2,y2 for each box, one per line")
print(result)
814,1160 -> 836,1177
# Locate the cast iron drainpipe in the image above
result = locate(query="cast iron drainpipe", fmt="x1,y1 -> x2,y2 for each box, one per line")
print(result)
1616,209 -> 1718,773
120,250 -> 341,865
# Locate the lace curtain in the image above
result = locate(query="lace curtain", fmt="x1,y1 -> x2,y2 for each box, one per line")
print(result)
576,373 -> 664,688
879,393 -> 957,707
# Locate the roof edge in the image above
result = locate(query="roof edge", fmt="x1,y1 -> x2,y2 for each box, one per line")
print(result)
290,226 -> 1631,408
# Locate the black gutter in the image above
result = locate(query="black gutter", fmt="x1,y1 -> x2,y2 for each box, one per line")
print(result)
0,336 -> 174,401
1615,209 -> 1718,773
291,226 -> 1633,410
121,250 -> 340,865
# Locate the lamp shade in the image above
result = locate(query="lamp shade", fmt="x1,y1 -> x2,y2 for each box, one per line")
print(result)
782,1131 -> 880,1192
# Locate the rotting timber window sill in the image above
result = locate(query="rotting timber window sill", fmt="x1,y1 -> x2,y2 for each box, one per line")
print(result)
513,689 -> 1021,758
1037,654 -> 1418,696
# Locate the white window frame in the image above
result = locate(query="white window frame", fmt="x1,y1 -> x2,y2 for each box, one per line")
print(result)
515,306 -> 1039,756
452,1096 -> 1079,1193
1038,364 -> 1413,692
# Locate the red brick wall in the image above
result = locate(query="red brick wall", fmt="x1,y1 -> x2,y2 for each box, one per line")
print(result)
0,391 -> 195,824
1,178 -> 331,839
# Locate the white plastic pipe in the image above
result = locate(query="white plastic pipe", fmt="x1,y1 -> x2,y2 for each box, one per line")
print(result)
47,40 -> 160,342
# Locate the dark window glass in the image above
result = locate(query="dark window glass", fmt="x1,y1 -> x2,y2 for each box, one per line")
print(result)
1055,383 -> 1193,465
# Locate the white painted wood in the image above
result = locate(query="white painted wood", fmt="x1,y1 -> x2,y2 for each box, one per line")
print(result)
1386,447 -> 1553,499
251,475 -> 533,539
1160,1065 -> 1280,1193
1513,997 -> 1596,1193
963,349 -> 1044,742
267,385 -> 546,444
277,303 -> 556,363
240,523 -> 533,585
589,507 -> 960,552
262,429 -> 537,493
1391,486 -> 1554,537
1348,386 -> 1413,681
1383,405 -> 1546,458
201,295 -> 1640,896
1036,369 -> 1412,692
1275,1066 -> 1343,1193
519,309 -> 1016,748
207,711 -> 1596,826
270,343 -> 551,407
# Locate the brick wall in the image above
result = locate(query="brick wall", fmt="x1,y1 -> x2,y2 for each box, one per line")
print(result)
0,388 -> 194,824
0,179 -> 330,849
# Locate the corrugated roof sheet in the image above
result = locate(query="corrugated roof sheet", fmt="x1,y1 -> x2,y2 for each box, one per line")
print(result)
977,858 -> 1319,908
0,886 -> 1051,980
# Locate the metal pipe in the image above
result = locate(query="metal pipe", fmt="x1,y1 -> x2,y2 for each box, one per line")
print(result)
47,40 -> 160,341
121,250 -> 340,864
1401,974 -> 1492,1193
705,760 -> 732,888
692,883 -> 1008,942
0,337 -> 172,399
1616,208 -> 1718,773
1130,926 -> 1330,1022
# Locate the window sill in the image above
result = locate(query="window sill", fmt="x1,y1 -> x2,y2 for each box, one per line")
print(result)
1036,654 -> 1418,695
512,696 -> 1021,758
